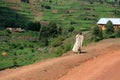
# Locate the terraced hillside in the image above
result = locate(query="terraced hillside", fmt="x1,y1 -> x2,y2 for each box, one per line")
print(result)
0,0 -> 120,30
0,0 -> 120,70
41,0 -> 120,30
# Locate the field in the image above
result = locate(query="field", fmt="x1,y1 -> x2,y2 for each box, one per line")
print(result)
42,0 -> 119,30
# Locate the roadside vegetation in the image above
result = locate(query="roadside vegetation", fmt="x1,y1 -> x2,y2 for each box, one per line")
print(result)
92,21 -> 120,41
0,0 -> 120,70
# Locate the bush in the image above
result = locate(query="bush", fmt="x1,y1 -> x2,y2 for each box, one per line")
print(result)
63,44 -> 72,52
40,21 -> 62,38
51,37 -> 63,47
27,22 -> 41,31
48,22 -> 58,37
115,29 -> 120,37
105,21 -> 114,34
68,27 -> 74,32
21,0 -> 29,3
18,44 -> 24,49
55,48 -> 63,57
108,33 -> 116,38
43,5 -> 51,9
89,0 -> 94,4
40,38 -> 49,46
92,26 -> 103,41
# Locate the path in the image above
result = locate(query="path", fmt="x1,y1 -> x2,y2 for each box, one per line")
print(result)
0,38 -> 120,80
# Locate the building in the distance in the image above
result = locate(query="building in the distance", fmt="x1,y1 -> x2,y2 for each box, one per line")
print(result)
97,18 -> 120,30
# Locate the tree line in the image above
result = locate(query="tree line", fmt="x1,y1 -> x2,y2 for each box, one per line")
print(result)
88,0 -> 120,5
92,21 -> 120,41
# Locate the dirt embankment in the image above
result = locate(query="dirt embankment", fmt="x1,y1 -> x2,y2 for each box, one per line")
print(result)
0,38 -> 120,80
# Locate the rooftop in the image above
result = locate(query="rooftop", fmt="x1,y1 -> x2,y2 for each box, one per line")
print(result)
97,18 -> 120,25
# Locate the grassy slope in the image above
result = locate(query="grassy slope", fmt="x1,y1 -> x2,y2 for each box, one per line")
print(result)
42,0 -> 119,30
0,0 -> 119,29
0,0 -> 34,27
0,0 -> 119,70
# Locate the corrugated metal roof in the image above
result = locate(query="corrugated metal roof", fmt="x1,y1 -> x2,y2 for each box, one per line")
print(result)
97,18 -> 120,25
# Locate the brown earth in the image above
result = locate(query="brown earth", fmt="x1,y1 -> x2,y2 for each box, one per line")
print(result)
0,38 -> 120,80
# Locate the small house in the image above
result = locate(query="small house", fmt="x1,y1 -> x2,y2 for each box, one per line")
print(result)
97,18 -> 120,30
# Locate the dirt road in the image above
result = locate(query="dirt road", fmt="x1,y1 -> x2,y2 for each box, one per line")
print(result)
58,48 -> 120,80
0,38 -> 120,80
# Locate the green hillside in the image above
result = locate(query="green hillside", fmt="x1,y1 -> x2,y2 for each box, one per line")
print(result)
0,0 -> 120,70
0,0 -> 120,29
42,0 -> 120,30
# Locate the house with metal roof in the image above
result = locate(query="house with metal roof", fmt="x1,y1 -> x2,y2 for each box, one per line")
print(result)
97,18 -> 120,30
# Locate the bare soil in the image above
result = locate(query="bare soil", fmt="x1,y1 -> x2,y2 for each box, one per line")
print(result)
0,38 -> 120,80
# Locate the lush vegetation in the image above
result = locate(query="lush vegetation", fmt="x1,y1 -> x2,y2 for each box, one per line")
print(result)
0,28 -> 75,70
0,0 -> 120,70
92,21 -> 120,41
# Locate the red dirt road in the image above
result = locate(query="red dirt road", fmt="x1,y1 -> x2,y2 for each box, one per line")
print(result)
0,38 -> 120,80
58,49 -> 120,80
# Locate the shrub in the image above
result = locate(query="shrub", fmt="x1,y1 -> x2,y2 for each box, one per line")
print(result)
57,26 -> 62,35
63,44 -> 72,52
27,21 -> 41,31
70,21 -> 77,25
55,48 -> 63,57
68,27 -> 74,32
44,5 -> 51,9
40,38 -> 49,46
51,37 -> 63,47
21,0 -> 29,3
40,21 -> 62,38
18,45 -> 24,49
115,29 -> 120,37
114,9 -> 120,15
48,22 -> 58,37
89,0 -> 94,4
105,21 -> 114,34
108,33 -> 116,38
92,26 -> 103,41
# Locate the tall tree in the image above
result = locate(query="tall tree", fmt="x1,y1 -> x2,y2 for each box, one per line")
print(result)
105,21 -> 114,34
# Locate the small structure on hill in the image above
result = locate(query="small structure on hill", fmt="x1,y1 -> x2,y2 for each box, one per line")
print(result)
97,18 -> 120,30
6,27 -> 26,33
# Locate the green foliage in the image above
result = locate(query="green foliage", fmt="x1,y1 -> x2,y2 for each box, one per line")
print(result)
105,21 -> 114,34
51,36 -> 64,47
21,0 -> 29,3
114,9 -> 120,17
63,44 -> 72,52
0,7 -> 31,28
48,22 -> 58,37
40,21 -> 62,38
0,1 -> 33,28
92,24 -> 120,41
68,26 -> 75,32
55,48 -> 63,57
92,26 -> 103,41
115,29 -> 120,37
40,38 -> 49,46
89,0 -> 94,4
27,21 -> 41,31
